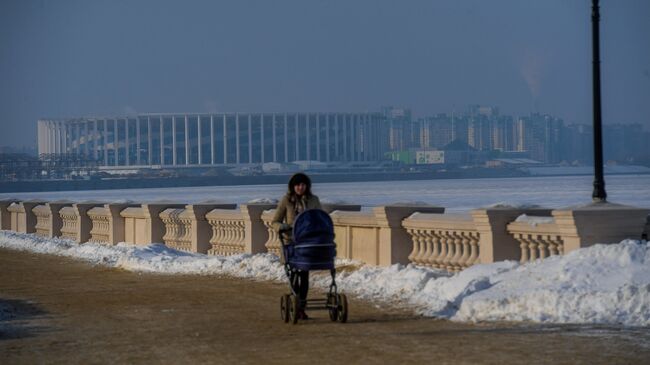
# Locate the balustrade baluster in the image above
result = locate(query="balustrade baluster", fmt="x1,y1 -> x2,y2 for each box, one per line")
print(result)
407,228 -> 418,263
435,230 -> 447,269
518,234 -> 530,263
449,232 -> 464,272
527,234 -> 538,261
420,229 -> 433,266
458,231 -> 471,269
537,235 -> 548,259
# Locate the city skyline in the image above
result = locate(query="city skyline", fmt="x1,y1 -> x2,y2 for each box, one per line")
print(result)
2,0 -> 649,148
34,106 -> 649,169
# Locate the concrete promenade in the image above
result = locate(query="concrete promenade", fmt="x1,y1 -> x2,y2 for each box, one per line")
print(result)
1,248 -> 649,364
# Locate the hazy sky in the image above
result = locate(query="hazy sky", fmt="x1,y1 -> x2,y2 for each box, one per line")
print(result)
1,0 -> 649,148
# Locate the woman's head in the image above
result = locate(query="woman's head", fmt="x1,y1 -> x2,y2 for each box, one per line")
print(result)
288,173 -> 312,197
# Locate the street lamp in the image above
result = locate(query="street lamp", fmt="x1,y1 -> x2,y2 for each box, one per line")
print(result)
591,0 -> 607,202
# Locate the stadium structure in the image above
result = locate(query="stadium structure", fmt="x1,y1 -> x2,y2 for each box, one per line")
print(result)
37,112 -> 386,169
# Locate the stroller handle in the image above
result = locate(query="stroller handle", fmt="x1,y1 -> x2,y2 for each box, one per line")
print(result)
278,226 -> 293,246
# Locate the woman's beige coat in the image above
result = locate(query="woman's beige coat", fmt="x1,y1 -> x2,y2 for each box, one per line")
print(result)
272,193 -> 322,232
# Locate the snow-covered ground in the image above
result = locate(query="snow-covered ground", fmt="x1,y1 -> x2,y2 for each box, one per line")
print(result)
1,174 -> 649,213
1,231 -> 648,327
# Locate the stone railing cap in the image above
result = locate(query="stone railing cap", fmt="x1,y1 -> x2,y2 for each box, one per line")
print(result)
74,200 -> 106,206
47,199 -> 74,205
406,212 -> 472,221
384,202 -> 436,207
206,208 -> 243,219
194,199 -> 232,205
120,206 -> 146,218
556,201 -> 648,211
21,199 -> 48,204
88,206 -> 109,214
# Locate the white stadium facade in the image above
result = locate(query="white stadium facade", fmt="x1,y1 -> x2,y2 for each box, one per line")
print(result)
37,112 -> 386,168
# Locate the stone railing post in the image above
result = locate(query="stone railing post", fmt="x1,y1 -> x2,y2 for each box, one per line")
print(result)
73,202 -> 104,243
0,199 -> 17,230
261,210 -> 280,255
8,200 -> 45,233
552,202 -> 649,253
45,201 -> 73,238
184,203 -> 236,254
321,204 -> 362,213
373,205 -> 444,266
471,207 -> 552,264
121,203 -> 185,245
241,203 -> 277,254
141,203 -> 185,244
107,203 -> 136,244
88,203 -> 136,244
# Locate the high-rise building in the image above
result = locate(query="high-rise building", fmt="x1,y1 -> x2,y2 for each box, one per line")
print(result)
381,106 -> 415,151
515,113 -> 564,163
419,114 -> 454,149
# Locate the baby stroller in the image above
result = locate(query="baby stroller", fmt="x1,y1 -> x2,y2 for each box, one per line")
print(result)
279,209 -> 349,324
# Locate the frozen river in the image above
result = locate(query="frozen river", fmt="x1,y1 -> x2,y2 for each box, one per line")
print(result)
1,174 -> 648,213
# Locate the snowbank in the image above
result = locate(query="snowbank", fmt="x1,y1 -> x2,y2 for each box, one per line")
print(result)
1,231 -> 648,327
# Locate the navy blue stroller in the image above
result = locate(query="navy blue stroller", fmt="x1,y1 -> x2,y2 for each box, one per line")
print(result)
279,209 -> 348,324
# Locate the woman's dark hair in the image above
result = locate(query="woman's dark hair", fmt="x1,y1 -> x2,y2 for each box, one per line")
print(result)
288,172 -> 312,198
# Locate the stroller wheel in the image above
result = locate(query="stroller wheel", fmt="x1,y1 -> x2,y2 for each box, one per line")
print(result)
337,294 -> 348,323
280,294 -> 290,323
327,294 -> 338,322
289,295 -> 299,325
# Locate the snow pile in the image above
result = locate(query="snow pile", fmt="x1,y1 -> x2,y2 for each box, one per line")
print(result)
515,214 -> 555,226
1,231 -> 649,327
0,231 -> 286,281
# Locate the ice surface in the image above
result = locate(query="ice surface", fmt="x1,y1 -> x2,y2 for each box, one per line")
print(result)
2,175 -> 649,213
1,231 -> 648,327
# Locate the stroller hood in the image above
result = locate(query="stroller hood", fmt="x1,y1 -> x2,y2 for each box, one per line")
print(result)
292,209 -> 335,245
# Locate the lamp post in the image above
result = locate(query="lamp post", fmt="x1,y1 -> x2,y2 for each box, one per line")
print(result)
591,0 -> 607,202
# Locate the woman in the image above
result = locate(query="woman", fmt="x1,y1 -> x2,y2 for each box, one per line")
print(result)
272,172 -> 322,320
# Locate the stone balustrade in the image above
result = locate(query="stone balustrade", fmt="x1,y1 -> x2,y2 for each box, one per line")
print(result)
330,205 -> 445,266
160,208 -> 190,251
59,206 -> 77,240
32,204 -> 51,237
161,203 -> 237,253
32,201 -> 72,238
0,199 -> 17,230
206,208 -> 246,255
2,198 -> 648,271
88,203 -> 137,245
120,203 -> 185,245
403,213 -> 479,272
58,202 -> 103,242
507,218 -> 564,263
552,202 -> 649,252
261,209 -> 281,256
8,200 -> 45,233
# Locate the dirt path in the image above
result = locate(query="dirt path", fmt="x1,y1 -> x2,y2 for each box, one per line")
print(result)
1,248 -> 649,365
